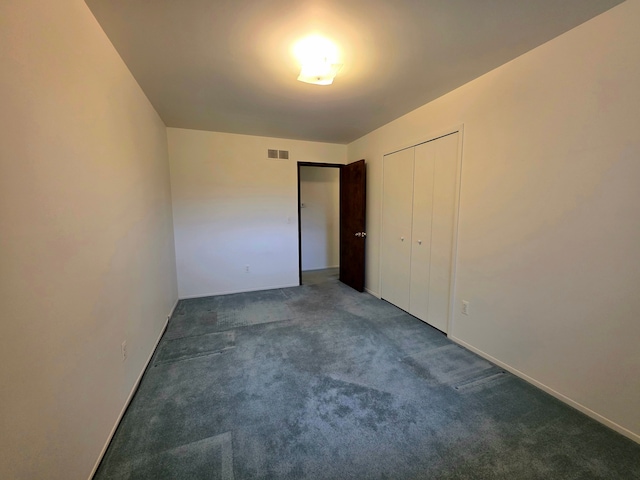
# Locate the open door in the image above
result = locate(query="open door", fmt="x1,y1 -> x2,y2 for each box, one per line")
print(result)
339,159 -> 366,292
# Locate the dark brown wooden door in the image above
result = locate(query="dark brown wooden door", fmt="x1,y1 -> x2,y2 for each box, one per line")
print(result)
339,159 -> 366,292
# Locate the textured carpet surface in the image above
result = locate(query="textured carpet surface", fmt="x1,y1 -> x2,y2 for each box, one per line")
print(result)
94,269 -> 640,479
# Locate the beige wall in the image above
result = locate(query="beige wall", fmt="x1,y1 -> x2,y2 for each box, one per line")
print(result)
0,1 -> 178,479
349,0 -> 640,441
168,128 -> 347,298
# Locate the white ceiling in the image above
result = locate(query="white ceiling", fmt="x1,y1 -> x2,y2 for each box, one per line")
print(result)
85,0 -> 624,144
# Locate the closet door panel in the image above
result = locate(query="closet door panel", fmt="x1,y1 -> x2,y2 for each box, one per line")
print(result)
427,133 -> 459,333
409,141 -> 435,322
381,148 -> 414,311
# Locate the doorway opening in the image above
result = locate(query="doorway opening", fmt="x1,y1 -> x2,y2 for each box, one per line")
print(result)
297,163 -> 341,286
297,159 -> 367,291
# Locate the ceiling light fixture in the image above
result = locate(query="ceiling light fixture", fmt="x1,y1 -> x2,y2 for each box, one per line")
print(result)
293,35 -> 342,86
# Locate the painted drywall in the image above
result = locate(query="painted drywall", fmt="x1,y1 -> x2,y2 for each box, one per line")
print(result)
348,0 -> 640,440
300,166 -> 340,271
0,1 -> 178,479
168,128 -> 347,298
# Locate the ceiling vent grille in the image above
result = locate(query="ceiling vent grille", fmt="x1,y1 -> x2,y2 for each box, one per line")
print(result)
267,149 -> 278,159
278,150 -> 289,160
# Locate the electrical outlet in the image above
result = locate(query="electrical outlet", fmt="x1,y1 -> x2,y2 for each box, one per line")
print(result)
245,265 -> 250,273
121,340 -> 128,362
461,300 -> 469,316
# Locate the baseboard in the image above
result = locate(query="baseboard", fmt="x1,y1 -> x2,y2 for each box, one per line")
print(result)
364,287 -> 380,298
179,283 -> 300,300
301,266 -> 339,272
449,335 -> 640,444
87,298 -> 179,480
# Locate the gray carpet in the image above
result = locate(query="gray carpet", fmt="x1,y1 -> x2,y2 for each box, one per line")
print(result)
94,269 -> 640,479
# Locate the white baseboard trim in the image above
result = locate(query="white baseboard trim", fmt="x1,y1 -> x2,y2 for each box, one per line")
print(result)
449,335 -> 640,444
88,298 -> 179,480
364,287 -> 380,298
179,283 -> 300,300
301,266 -> 339,272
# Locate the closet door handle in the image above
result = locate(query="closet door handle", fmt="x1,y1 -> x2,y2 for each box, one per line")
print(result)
417,240 -> 422,245
400,237 -> 405,242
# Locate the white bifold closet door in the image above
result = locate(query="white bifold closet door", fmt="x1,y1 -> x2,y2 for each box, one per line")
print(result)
408,141 -> 435,323
380,147 -> 414,311
381,132 -> 459,333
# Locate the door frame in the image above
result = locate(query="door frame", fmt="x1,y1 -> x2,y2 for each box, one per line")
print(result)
297,162 -> 344,285
379,124 -> 464,335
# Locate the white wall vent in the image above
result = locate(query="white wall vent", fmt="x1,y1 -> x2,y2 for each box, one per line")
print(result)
267,149 -> 278,159
278,150 -> 289,160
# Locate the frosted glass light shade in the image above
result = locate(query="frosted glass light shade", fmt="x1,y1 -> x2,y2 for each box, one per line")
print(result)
297,62 -> 342,85
293,35 -> 342,85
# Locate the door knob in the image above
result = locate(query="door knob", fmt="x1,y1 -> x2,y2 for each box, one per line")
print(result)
355,232 -> 361,237
401,237 -> 405,241
418,240 -> 422,245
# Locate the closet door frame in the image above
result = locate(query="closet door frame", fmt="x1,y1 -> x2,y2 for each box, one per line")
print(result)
379,125 -> 464,336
